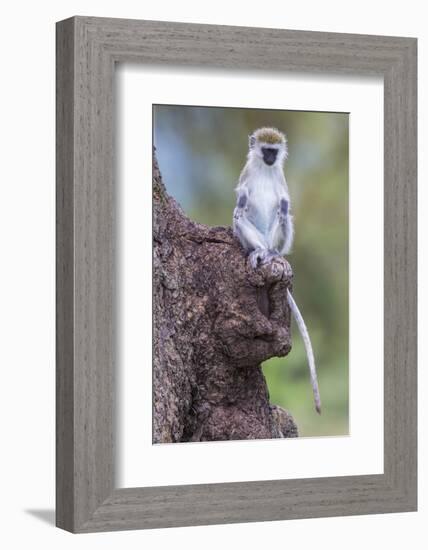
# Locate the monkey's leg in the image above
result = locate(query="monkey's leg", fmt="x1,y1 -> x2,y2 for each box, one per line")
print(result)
233,216 -> 271,268
277,213 -> 294,256
271,199 -> 294,256
266,218 -> 282,256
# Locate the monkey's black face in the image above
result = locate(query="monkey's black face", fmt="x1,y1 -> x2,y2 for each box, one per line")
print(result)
261,147 -> 278,166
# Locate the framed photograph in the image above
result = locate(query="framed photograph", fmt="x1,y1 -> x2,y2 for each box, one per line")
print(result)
56,16 -> 417,532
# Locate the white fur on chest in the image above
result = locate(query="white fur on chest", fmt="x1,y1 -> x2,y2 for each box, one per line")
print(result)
247,167 -> 281,234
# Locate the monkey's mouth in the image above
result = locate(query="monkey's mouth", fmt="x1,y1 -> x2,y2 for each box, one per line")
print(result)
262,147 -> 278,166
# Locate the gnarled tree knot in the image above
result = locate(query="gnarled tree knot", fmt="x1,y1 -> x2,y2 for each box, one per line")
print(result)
153,152 -> 297,443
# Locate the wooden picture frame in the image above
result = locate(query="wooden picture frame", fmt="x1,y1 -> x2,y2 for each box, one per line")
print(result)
56,16 -> 417,533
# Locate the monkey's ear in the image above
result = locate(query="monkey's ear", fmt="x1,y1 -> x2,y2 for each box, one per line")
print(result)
249,134 -> 256,149
283,137 -> 289,160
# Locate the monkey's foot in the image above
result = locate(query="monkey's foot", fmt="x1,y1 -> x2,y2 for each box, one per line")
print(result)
262,249 -> 281,265
249,248 -> 280,269
249,248 -> 271,269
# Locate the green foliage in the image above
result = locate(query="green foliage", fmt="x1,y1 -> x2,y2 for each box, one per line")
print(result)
154,104 -> 349,437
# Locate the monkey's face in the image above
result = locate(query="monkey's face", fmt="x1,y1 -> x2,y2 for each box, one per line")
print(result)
248,128 -> 288,167
261,146 -> 278,166
251,141 -> 286,167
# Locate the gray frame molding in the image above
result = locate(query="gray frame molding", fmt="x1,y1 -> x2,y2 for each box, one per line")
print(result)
56,16 -> 417,533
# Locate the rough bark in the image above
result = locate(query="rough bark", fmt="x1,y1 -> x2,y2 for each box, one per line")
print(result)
153,152 -> 297,443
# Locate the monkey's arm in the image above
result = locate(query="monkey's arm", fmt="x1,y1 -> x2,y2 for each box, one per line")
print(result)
268,197 -> 294,255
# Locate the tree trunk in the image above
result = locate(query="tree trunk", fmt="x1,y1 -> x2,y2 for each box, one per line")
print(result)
153,152 -> 298,443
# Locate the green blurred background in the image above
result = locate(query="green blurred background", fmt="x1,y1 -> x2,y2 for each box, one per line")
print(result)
153,104 -> 349,437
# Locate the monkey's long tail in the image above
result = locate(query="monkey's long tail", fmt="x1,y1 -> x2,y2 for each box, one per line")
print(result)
286,289 -> 321,414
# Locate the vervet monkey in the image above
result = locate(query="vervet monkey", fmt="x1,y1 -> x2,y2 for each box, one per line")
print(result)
233,127 -> 321,414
